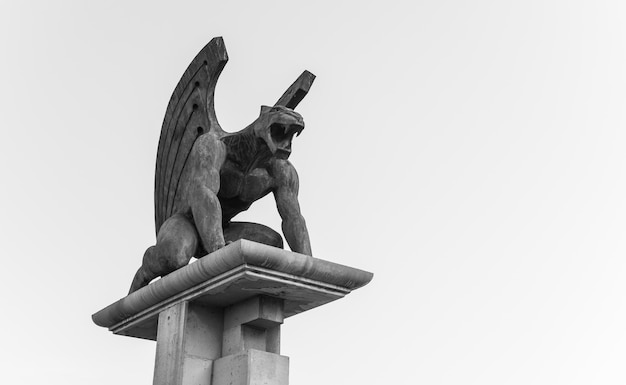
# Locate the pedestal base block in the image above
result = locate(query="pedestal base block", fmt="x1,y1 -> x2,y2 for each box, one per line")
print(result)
214,350 -> 289,385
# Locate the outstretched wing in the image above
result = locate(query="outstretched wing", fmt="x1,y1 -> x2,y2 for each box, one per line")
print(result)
154,37 -> 228,233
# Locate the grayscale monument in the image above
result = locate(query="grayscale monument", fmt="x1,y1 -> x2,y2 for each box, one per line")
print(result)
93,37 -> 372,385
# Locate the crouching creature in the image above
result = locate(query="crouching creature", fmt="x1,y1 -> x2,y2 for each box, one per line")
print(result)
129,38 -> 314,293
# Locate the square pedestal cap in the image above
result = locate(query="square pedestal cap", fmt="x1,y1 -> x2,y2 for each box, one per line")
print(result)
92,240 -> 373,339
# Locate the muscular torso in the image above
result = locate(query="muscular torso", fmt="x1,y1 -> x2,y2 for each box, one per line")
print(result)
216,131 -> 278,224
218,160 -> 275,223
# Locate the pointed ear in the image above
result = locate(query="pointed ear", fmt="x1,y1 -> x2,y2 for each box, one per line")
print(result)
260,105 -> 272,114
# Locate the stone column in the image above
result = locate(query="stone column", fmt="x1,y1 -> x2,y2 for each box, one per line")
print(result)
214,296 -> 288,385
153,302 -> 223,385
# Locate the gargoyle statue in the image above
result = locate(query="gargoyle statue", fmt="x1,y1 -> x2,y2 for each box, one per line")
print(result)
129,37 -> 315,293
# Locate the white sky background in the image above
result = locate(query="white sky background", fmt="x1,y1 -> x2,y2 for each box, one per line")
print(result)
1,0 -> 626,384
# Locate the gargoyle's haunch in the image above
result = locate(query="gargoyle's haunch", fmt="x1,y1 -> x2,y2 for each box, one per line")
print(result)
129,38 -> 314,293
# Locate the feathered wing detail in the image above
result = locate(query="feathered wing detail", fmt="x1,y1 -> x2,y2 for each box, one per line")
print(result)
154,37 -> 228,233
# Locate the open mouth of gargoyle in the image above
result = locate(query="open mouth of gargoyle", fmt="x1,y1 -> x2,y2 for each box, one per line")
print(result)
270,123 -> 303,156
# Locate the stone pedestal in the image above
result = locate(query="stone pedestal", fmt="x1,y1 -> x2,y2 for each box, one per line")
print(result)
93,240 -> 373,385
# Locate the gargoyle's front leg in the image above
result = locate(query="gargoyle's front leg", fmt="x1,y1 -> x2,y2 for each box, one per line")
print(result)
190,182 -> 225,254
187,135 -> 227,255
272,159 -> 312,256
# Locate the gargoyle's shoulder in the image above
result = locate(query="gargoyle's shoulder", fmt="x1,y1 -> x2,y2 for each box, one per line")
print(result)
193,132 -> 225,148
269,158 -> 298,180
191,133 -> 227,160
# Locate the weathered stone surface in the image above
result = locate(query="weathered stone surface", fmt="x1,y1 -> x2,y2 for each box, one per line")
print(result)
129,37 -> 318,294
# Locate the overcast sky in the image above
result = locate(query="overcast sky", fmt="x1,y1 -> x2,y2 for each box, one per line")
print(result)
2,1 -> 626,384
